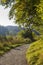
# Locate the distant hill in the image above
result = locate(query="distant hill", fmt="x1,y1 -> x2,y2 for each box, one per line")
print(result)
0,25 -> 22,36
0,26 -> 9,35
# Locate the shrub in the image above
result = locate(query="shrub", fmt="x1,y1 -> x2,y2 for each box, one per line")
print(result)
26,39 -> 43,65
14,35 -> 31,44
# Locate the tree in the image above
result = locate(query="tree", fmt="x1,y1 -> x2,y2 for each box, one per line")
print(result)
1,0 -> 43,41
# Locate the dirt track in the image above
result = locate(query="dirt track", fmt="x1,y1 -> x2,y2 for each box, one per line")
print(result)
0,44 -> 29,65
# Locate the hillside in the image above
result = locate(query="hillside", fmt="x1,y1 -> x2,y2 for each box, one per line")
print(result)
0,25 -> 21,36
0,26 -> 8,35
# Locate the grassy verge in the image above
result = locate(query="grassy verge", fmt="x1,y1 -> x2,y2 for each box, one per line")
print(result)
0,43 -> 22,56
0,35 -> 31,56
26,39 -> 43,65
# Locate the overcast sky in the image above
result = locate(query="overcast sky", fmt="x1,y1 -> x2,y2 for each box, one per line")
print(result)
0,5 -> 17,26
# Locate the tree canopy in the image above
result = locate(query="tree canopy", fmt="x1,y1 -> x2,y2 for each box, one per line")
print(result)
1,0 -> 43,27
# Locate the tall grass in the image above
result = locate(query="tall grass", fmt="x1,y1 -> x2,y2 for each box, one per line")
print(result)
0,35 -> 30,56
26,39 -> 43,65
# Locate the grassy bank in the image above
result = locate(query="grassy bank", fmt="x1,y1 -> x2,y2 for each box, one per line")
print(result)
26,38 -> 43,65
0,35 -> 30,56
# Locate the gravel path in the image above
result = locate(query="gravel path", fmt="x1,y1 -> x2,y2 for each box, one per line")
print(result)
0,44 -> 29,65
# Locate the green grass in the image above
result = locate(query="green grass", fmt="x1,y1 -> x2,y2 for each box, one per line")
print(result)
0,35 -> 30,56
26,39 -> 43,65
0,36 -> 23,56
0,42 -> 22,56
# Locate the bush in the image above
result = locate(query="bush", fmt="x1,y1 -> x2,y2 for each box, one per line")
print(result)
26,39 -> 43,65
15,35 -> 31,44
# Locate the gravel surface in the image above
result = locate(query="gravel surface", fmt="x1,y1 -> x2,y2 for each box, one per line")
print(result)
0,44 -> 29,65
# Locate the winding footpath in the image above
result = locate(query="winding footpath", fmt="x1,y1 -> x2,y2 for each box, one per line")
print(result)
0,44 -> 29,65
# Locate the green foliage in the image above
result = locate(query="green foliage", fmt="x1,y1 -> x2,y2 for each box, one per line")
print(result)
14,35 -> 31,44
1,0 -> 43,26
18,30 -> 30,38
18,30 -> 36,41
0,35 -> 31,55
0,35 -> 23,55
9,0 -> 43,27
26,39 -> 43,65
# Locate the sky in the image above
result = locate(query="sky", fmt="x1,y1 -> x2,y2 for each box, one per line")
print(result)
0,5 -> 17,26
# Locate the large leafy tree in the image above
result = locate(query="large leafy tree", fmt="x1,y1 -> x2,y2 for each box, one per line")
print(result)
1,0 -> 43,40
